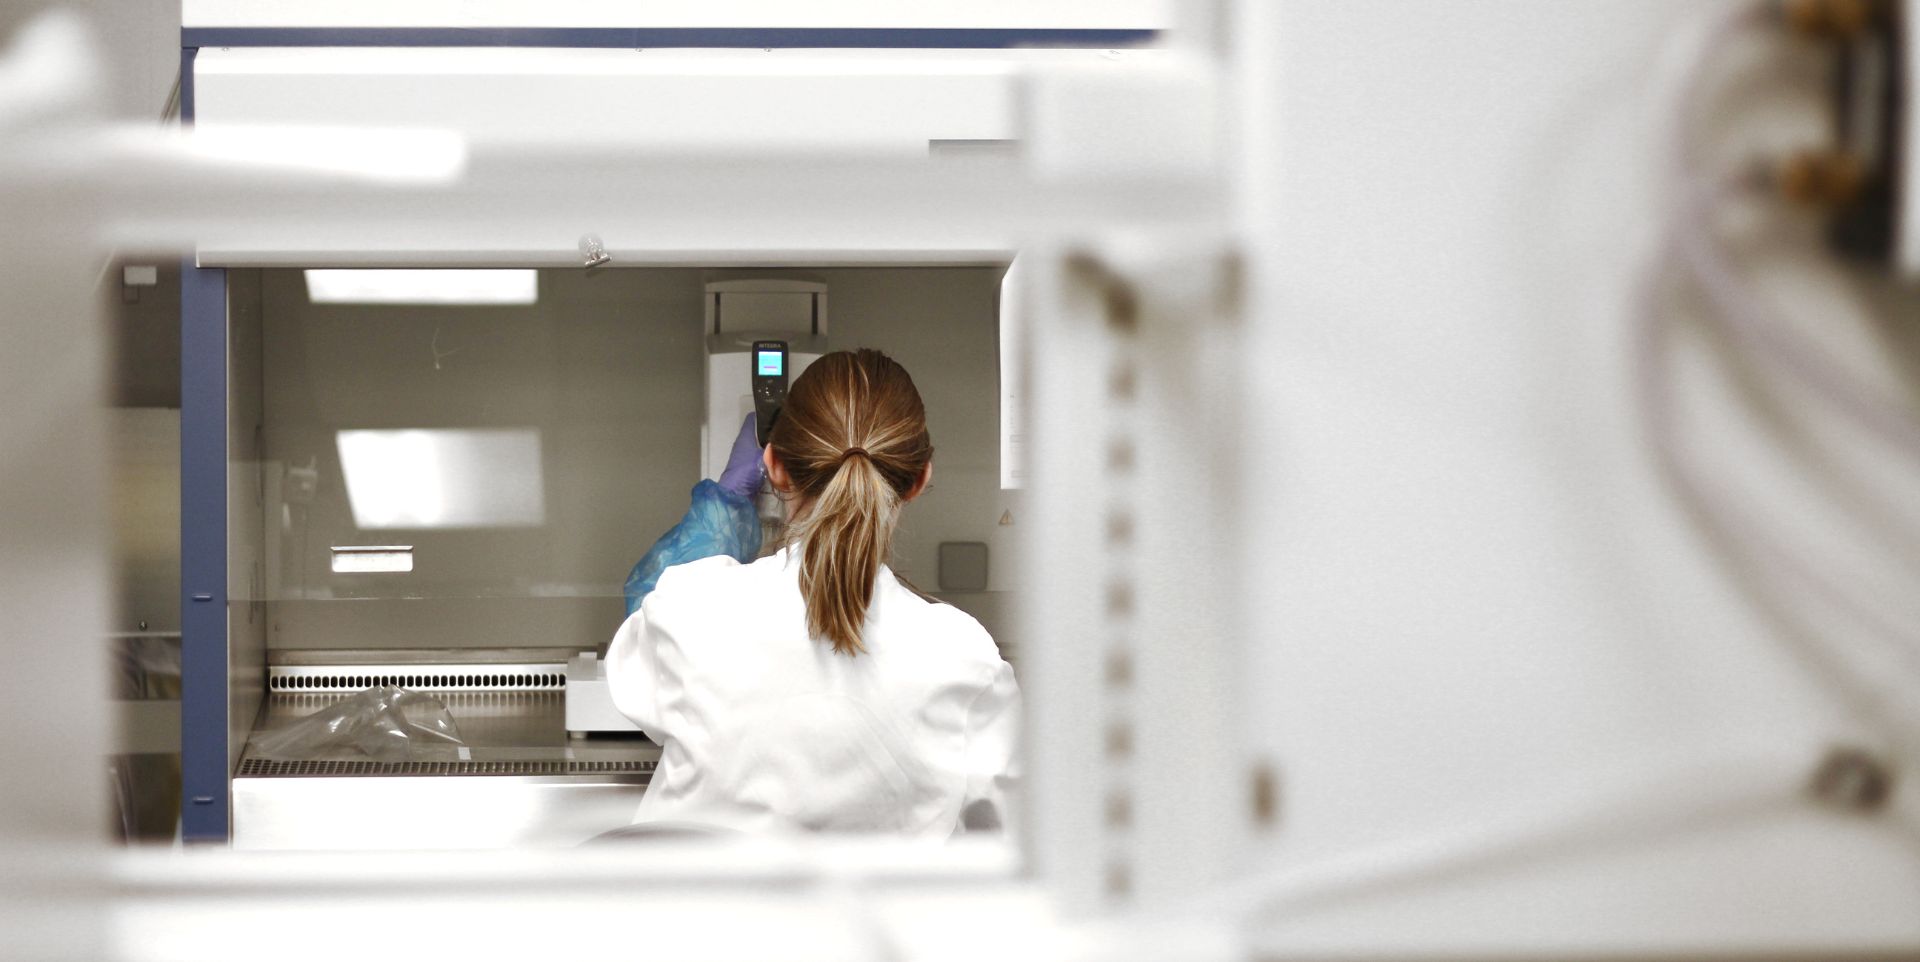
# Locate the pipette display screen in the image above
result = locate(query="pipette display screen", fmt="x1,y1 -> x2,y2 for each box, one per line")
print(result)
756,351 -> 784,376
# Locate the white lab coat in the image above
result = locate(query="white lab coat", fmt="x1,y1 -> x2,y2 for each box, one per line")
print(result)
604,547 -> 1019,836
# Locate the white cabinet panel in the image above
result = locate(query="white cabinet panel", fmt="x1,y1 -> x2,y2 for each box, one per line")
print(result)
183,0 -> 1167,30
194,48 -> 1033,152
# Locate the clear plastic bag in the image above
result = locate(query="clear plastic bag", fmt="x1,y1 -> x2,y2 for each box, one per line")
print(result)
251,685 -> 465,763
623,479 -> 762,617
113,635 -> 181,699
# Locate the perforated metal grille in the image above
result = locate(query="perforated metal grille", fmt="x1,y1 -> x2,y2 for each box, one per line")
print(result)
267,665 -> 566,693
237,758 -> 654,777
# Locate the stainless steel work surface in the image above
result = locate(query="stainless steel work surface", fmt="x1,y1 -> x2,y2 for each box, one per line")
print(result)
233,774 -> 650,850
235,689 -> 658,850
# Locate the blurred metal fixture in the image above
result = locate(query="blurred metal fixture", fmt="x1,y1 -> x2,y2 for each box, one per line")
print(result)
581,234 -> 610,267
1780,0 -> 1881,38
1776,0 -> 1903,259
1807,746 -> 1895,812
1249,763 -> 1279,830
1777,149 -> 1867,205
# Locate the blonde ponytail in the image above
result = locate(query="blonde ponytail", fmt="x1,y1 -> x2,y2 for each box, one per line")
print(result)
767,351 -> 933,656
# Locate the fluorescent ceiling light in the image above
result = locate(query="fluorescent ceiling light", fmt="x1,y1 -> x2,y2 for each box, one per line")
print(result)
336,429 -> 545,530
331,546 -> 414,573
305,269 -> 538,305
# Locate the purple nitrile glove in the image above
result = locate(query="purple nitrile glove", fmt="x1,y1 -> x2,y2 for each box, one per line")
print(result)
716,412 -> 764,501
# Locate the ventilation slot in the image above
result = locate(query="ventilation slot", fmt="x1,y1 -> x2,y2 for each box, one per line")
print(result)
268,665 -> 568,693
237,758 -> 655,778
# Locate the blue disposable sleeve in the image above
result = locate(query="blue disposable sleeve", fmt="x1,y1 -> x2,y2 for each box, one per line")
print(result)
622,479 -> 763,617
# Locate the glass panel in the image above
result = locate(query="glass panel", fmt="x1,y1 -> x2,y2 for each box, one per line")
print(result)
254,266 -> 1015,655
336,428 -> 545,529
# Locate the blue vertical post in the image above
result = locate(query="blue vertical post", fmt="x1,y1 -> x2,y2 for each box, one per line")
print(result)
178,44 -> 228,841
180,263 -> 228,843
179,47 -> 196,124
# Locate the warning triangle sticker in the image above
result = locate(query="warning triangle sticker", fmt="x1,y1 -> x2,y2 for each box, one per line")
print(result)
998,510 -> 1014,526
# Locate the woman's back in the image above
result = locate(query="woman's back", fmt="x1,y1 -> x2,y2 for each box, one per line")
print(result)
606,548 -> 1018,835
605,348 -> 1019,835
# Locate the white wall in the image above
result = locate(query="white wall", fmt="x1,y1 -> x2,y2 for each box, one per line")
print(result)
193,48 -> 1037,154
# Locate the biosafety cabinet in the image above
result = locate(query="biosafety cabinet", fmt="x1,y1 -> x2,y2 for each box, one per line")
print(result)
167,22 -> 1139,847
190,266 -> 1018,848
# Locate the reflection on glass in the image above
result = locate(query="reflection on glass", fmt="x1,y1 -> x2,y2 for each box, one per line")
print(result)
304,269 -> 538,305
330,545 -> 414,573
336,429 -> 545,530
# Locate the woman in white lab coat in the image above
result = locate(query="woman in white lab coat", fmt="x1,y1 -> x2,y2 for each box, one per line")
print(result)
604,348 -> 1019,836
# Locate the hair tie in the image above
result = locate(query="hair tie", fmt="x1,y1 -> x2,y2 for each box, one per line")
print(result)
841,447 -> 870,462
